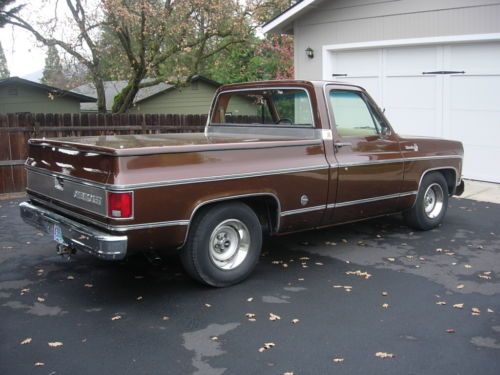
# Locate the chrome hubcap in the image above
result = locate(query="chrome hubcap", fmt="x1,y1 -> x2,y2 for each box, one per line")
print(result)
423,183 -> 444,219
209,219 -> 250,270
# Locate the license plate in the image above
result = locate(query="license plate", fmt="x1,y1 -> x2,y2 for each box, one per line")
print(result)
53,224 -> 64,244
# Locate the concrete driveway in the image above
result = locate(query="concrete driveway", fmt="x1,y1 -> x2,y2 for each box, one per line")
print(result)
0,197 -> 499,375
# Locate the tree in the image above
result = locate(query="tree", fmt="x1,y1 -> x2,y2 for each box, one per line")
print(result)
0,0 -> 22,28
0,42 -> 9,78
104,0 -> 254,113
41,46 -> 69,88
2,0 -> 109,112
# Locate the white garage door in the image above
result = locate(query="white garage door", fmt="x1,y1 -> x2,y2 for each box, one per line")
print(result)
325,41 -> 500,183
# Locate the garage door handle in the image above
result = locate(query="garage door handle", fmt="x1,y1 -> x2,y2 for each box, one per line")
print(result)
422,71 -> 465,75
332,73 -> 348,77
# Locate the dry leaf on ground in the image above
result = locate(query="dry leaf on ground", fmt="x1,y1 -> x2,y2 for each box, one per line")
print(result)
258,342 -> 275,352
346,270 -> 372,279
48,341 -> 63,348
453,303 -> 464,309
111,315 -> 122,321
375,352 -> 395,359
34,362 -> 45,367
333,358 -> 344,363
20,338 -> 32,345
456,284 -> 465,289
269,313 -> 281,321
436,301 -> 447,305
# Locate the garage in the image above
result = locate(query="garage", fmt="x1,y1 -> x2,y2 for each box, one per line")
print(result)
323,36 -> 500,183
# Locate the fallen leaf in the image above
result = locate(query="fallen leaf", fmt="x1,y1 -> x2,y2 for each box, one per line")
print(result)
456,284 -> 464,289
204,303 -> 211,308
333,285 -> 343,288
478,274 -> 492,280
136,296 -> 143,301
298,278 -> 304,281
269,313 -> 281,321
111,315 -> 122,321
464,264 -> 472,269
436,301 -> 447,305
291,319 -> 300,324
20,338 -> 32,345
258,342 -> 276,352
471,307 -> 480,316
34,362 -> 45,367
247,297 -> 253,302
283,372 -> 294,375
162,316 -> 170,321
37,297 -> 45,302
375,352 -> 395,359
48,341 -> 63,348
315,262 -> 324,266
487,308 -> 494,313
211,336 -> 218,341
20,288 -> 30,295
346,270 -> 372,279
446,329 -> 455,334
453,303 -> 464,309
84,284 -> 93,288
382,303 -> 389,308
67,275 -> 74,280
333,358 -> 344,363
299,257 -> 309,260
381,291 -> 388,296
387,257 -> 395,262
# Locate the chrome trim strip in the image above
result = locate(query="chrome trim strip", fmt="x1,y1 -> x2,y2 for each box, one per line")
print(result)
338,155 -> 463,168
280,205 -> 326,217
326,191 -> 418,209
26,164 -> 329,191
29,196 -> 188,232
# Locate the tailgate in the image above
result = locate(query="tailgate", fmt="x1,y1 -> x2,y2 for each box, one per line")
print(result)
26,141 -> 113,217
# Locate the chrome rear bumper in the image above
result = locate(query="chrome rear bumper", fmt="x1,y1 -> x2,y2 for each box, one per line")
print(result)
20,201 -> 127,260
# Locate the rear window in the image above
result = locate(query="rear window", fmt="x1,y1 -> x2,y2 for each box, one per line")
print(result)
210,88 -> 314,127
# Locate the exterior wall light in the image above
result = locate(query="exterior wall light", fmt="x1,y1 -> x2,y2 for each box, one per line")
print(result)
305,47 -> 314,59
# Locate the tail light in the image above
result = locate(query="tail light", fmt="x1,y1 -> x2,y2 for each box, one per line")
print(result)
107,192 -> 133,218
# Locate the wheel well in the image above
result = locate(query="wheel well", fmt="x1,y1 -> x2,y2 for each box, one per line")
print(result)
189,195 -> 280,236
424,168 -> 457,195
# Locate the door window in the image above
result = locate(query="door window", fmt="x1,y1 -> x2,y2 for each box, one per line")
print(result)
329,91 -> 380,137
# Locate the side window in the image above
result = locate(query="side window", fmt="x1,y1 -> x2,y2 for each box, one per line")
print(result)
329,91 -> 380,137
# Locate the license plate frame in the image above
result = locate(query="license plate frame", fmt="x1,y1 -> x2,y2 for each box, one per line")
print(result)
53,224 -> 65,244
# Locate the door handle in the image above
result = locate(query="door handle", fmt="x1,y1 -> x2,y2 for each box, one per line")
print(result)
335,142 -> 352,149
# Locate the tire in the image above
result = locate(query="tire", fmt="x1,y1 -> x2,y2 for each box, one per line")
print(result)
180,202 -> 262,287
404,172 -> 449,231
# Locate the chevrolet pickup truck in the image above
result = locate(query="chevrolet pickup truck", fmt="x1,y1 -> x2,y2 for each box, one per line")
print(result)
20,80 -> 464,286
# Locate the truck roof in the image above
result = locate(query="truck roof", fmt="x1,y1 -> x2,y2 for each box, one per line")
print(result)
218,79 -> 364,91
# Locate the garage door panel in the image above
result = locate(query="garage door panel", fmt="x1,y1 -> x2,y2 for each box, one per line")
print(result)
449,111 -> 499,147
385,76 -> 437,109
334,49 -> 380,76
448,42 -> 500,73
385,108 -> 438,137
385,46 -> 439,75
461,145 -> 500,183
449,76 -> 500,111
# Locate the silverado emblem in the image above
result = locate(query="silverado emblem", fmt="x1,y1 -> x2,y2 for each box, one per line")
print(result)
73,190 -> 103,206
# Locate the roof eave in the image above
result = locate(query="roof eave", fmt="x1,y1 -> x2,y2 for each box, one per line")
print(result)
261,0 -> 320,34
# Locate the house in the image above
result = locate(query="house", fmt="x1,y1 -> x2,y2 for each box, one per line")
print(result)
263,0 -> 500,183
0,77 -> 96,114
73,75 -> 221,115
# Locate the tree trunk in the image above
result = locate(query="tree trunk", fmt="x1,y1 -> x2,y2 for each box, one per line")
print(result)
93,78 -> 107,113
112,71 -> 145,113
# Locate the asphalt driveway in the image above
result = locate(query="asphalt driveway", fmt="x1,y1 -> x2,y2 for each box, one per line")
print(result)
0,197 -> 499,375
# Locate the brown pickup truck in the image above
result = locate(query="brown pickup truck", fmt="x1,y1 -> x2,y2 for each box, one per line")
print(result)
20,80 -> 464,286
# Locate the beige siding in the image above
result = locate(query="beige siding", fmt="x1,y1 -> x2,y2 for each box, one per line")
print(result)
294,0 -> 500,79
130,81 -> 216,114
0,84 -> 81,114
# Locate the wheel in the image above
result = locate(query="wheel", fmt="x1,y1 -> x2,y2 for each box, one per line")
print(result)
404,172 -> 449,230
180,202 -> 262,287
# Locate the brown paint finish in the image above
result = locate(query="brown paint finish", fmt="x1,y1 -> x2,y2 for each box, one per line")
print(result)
21,80 -> 464,255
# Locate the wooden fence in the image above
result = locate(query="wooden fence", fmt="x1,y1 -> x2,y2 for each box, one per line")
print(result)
0,113 -> 206,194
